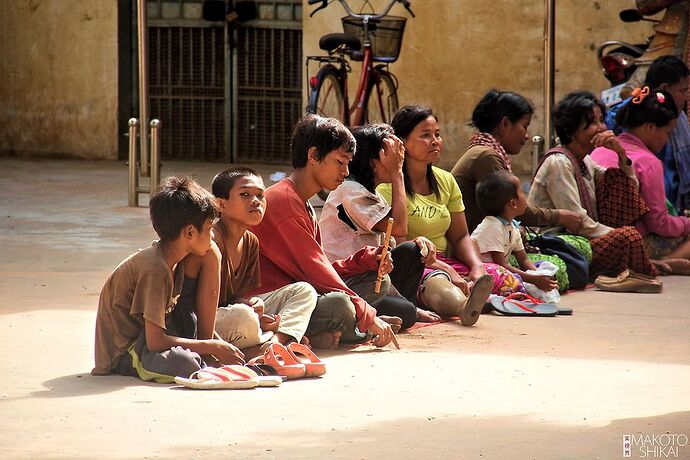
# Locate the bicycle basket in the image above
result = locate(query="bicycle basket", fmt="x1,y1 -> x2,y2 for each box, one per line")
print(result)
341,15 -> 406,63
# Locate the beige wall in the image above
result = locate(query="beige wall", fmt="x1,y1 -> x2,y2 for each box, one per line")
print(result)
303,0 -> 655,173
0,1 -> 118,159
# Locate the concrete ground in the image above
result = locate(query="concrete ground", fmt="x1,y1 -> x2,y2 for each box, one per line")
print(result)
1,158 -> 689,460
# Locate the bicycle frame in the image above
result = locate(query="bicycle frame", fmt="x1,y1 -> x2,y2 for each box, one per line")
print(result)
350,40 -> 375,126
307,0 -> 409,126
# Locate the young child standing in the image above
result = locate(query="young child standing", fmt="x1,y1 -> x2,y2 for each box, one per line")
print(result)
92,177 -> 245,383
471,171 -> 559,293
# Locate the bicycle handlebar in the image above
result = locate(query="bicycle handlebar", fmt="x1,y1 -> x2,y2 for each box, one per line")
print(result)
310,0 -> 414,19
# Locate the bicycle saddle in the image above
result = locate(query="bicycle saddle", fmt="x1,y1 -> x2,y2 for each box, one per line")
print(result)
319,33 -> 362,52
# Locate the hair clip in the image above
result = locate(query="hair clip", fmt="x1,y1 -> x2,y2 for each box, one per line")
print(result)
656,92 -> 666,104
631,86 -> 650,104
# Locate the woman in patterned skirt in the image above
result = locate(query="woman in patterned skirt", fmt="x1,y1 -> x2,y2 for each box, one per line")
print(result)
529,91 -> 666,287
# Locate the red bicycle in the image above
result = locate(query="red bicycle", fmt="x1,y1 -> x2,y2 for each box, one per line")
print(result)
306,0 -> 414,126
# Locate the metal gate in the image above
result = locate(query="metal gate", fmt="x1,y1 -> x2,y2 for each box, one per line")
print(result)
235,1 -> 303,163
139,0 -> 302,164
147,1 -> 227,161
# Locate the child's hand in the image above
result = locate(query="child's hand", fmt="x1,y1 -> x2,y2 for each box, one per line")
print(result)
380,135 -> 405,173
531,274 -> 559,292
211,339 -> 245,365
376,247 -> 394,276
259,313 -> 280,332
248,297 -> 265,317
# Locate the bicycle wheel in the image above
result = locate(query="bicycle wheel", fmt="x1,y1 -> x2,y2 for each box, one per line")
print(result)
365,67 -> 399,124
307,65 -> 346,123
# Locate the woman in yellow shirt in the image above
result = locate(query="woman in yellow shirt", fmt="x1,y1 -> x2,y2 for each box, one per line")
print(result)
378,105 -> 523,298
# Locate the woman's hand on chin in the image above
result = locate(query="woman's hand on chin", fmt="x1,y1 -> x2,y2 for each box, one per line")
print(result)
592,130 -> 627,158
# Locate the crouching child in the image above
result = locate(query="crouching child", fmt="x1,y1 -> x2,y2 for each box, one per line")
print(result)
92,176 -> 245,383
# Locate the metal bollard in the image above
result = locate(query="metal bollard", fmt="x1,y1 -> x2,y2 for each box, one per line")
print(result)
127,117 -> 162,207
149,119 -> 161,192
532,135 -> 544,174
137,0 -> 150,177
128,118 -> 140,207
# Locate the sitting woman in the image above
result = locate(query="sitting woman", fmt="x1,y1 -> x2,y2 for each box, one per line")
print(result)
528,90 -> 663,291
451,89 -> 587,290
591,87 -> 690,273
320,124 -> 490,325
451,89 -> 583,235
377,105 -> 520,299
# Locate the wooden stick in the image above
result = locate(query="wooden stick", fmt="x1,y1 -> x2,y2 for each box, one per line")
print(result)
375,217 -> 394,293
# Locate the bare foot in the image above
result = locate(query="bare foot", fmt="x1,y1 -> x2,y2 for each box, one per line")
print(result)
308,330 -> 342,349
379,315 -> 403,333
663,258 -> 690,275
416,308 -> 442,323
651,259 -> 672,275
300,336 -> 310,346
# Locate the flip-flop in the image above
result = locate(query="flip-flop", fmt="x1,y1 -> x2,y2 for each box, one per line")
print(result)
174,365 -> 260,390
489,293 -> 559,317
286,343 -> 326,378
556,306 -> 573,315
248,343 -> 306,380
515,293 -> 573,315
246,364 -> 286,386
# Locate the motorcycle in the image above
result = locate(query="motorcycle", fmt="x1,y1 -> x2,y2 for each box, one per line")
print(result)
597,9 -> 657,106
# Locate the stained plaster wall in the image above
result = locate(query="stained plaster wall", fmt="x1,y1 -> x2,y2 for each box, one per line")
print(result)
0,1 -> 118,159
0,1 -> 657,165
303,0 -> 656,173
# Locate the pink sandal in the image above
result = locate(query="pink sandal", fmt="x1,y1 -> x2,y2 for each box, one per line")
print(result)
249,343 -> 306,380
287,343 -> 326,378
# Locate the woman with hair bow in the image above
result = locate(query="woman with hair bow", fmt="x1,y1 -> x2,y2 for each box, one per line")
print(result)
592,86 -> 690,273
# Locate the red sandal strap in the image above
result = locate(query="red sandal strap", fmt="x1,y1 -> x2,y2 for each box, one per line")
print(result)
505,292 -> 543,304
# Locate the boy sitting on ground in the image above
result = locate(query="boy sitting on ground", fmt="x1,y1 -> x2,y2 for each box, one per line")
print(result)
92,177 -> 244,383
471,171 -> 559,294
207,167 -> 318,347
248,115 -> 399,350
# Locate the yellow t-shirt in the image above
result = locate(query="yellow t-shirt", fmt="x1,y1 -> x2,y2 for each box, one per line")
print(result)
377,166 -> 465,253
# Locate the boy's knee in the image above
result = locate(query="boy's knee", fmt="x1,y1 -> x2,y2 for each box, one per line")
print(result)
395,241 -> 422,262
166,347 -> 203,377
140,346 -> 202,378
290,281 -> 318,300
315,292 -> 357,323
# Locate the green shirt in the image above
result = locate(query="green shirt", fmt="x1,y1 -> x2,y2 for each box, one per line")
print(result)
377,166 -> 464,253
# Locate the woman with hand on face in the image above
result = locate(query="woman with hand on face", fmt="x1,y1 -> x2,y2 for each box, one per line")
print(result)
592,87 -> 690,274
529,91 -> 663,292
321,124 -> 488,325
377,106 -> 511,319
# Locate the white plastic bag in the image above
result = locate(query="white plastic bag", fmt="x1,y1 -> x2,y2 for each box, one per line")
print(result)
523,260 -> 561,303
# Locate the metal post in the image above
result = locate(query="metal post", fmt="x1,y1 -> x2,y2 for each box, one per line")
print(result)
137,0 -> 150,177
128,118 -> 140,207
150,119 -> 161,192
544,0 -> 556,150
532,135 -> 544,174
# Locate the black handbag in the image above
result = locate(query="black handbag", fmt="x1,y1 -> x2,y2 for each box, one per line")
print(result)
527,231 -> 590,290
